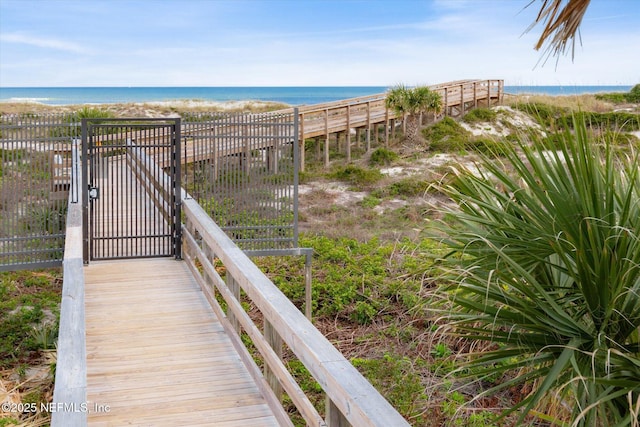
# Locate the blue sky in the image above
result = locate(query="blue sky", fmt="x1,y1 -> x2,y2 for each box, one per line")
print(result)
1,0 -> 638,87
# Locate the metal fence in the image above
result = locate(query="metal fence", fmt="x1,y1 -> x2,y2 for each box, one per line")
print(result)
181,109 -> 299,251
0,110 -> 299,270
0,113 -> 76,271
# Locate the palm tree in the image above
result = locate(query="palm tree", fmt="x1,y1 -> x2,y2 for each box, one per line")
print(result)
385,85 -> 442,145
436,116 -> 640,426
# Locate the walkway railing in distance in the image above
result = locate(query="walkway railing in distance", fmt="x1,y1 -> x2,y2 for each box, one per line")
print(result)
182,197 -> 410,426
283,79 -> 503,170
51,140 -> 87,427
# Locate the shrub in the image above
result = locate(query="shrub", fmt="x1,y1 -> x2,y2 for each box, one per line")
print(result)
436,116 -> 640,426
369,147 -> 399,166
49,107 -> 115,138
464,137 -> 510,157
422,117 -> 471,152
330,165 -> 383,187
462,108 -> 498,124
512,102 -> 567,128
595,92 -> 627,103
387,178 -> 430,198
595,84 -> 640,104
627,83 -> 640,103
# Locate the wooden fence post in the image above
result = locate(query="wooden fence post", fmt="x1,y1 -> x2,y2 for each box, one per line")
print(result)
264,320 -> 283,401
326,398 -> 350,427
227,273 -> 241,333
346,105 -> 351,162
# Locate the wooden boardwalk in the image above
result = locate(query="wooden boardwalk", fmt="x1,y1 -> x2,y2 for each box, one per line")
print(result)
153,79 -> 504,170
84,258 -> 282,426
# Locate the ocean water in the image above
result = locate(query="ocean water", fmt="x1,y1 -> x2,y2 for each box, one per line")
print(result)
0,85 -> 633,106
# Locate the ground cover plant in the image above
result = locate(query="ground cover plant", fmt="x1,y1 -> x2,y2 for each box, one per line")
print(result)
0,269 -> 61,426
259,95 -> 640,426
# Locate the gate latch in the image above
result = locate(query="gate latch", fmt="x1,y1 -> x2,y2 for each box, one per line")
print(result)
88,186 -> 99,200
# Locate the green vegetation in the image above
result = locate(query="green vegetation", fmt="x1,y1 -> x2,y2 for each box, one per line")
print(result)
385,84 -> 443,143
259,234 -> 436,323
422,117 -> 471,151
595,83 -> 640,104
436,117 -> 640,426
49,106 -> 116,138
421,117 -> 512,156
369,147 -> 399,166
3,96 -> 638,426
264,98 -> 640,425
513,102 -> 640,132
462,107 -> 498,124
330,164 -> 383,187
0,270 -> 61,427
0,270 -> 60,366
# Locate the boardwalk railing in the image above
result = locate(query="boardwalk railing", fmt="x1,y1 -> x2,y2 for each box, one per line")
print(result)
128,145 -> 409,425
287,79 -> 503,169
182,197 -> 410,427
51,141 -> 87,427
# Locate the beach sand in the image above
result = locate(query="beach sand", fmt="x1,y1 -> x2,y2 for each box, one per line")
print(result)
0,99 -> 290,116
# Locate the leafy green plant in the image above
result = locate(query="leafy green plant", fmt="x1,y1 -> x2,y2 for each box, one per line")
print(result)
351,353 -> 429,423
369,147 -> 399,166
49,107 -> 115,138
386,84 -> 442,143
386,178 -> 430,198
330,164 -> 383,187
436,116 -> 640,426
463,108 -> 498,124
359,195 -> 382,208
30,322 -> 58,350
422,117 -> 471,152
628,83 -> 640,103
465,137 -> 511,157
595,84 -> 640,104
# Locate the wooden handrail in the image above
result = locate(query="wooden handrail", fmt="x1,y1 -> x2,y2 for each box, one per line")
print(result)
182,197 -> 410,426
51,141 -> 87,427
126,144 -> 409,425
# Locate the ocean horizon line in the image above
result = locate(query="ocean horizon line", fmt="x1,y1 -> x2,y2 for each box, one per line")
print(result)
0,85 -> 633,107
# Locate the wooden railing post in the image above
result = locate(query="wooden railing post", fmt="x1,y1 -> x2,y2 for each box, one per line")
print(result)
326,398 -> 350,427
444,87 -> 449,116
345,105 -> 351,162
324,109 -> 330,167
384,107 -> 389,147
366,101 -> 371,152
473,81 -> 478,108
227,273 -> 241,333
264,320 -> 283,400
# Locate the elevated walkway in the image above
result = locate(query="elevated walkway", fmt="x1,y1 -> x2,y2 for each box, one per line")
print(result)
52,138 -> 411,427
84,258 -> 281,426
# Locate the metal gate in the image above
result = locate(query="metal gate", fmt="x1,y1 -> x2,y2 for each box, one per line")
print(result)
82,118 -> 181,262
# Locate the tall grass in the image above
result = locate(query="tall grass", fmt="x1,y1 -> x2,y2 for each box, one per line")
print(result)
436,116 -> 640,426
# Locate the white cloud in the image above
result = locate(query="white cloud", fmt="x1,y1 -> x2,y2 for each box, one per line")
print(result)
0,32 -> 91,54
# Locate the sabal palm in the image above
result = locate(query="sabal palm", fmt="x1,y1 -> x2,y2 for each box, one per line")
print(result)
385,85 -> 442,144
437,116 -> 640,426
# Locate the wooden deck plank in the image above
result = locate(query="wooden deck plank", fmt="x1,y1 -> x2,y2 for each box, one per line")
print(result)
84,258 -> 281,426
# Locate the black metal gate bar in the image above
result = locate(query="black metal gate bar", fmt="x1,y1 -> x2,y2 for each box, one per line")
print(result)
82,118 -> 180,262
181,110 -> 297,251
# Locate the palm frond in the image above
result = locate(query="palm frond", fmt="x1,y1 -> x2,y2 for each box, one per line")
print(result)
435,114 -> 640,425
525,0 -> 591,61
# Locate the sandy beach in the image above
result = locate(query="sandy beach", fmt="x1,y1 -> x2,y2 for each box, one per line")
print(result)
0,99 -> 290,116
